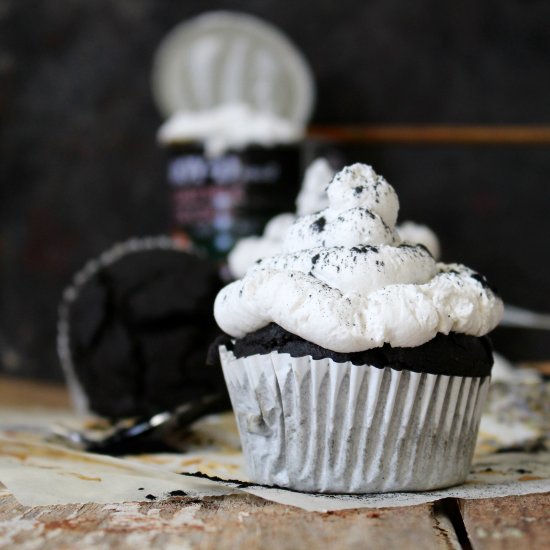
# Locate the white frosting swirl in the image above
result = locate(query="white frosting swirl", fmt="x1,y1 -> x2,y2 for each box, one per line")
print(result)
228,160 -> 441,278
215,163 -> 503,351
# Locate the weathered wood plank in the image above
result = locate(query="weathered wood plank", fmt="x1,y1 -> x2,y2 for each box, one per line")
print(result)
0,490 -> 454,550
459,492 -> 550,550
0,377 -> 70,409
306,125 -> 550,145
1,377 -> 549,549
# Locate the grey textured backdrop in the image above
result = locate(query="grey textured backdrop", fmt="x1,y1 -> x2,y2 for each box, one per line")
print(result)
1,0 -> 549,381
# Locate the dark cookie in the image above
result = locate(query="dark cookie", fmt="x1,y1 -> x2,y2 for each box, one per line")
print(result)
60,239 -> 229,418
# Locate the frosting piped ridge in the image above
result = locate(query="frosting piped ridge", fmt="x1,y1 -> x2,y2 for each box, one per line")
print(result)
215,163 -> 503,352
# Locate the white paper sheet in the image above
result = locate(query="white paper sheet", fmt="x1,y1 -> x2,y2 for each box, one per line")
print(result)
0,436 -> 239,506
203,452 -> 550,512
1,364 -> 548,512
1,433 -> 548,511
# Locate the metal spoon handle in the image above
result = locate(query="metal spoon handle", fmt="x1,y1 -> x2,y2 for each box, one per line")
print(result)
501,304 -> 550,331
85,392 -> 226,454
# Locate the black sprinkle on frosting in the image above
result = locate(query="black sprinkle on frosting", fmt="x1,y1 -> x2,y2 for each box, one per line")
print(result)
223,324 -> 494,378
311,216 -> 326,232
470,272 -> 499,295
351,244 -> 379,254
398,242 -> 433,258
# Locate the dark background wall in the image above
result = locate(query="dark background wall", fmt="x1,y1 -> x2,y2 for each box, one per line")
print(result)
1,0 -> 549,381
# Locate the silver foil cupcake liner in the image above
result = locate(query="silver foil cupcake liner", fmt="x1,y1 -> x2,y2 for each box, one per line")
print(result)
219,346 -> 490,493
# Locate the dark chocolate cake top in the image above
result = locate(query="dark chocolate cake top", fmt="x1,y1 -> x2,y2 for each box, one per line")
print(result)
219,323 -> 494,378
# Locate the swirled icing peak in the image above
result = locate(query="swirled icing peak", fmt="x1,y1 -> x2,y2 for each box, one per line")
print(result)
283,163 -> 399,253
215,163 -> 503,352
326,163 -> 399,225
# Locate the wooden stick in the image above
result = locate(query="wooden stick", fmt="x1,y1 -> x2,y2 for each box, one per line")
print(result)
307,125 -> 550,144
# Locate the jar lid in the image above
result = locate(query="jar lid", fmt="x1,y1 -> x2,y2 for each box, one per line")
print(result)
151,11 -> 315,124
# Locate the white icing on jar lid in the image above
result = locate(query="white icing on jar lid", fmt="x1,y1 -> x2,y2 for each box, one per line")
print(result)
158,103 -> 303,157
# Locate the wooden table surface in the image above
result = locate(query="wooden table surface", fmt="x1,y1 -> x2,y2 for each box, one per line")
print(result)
0,376 -> 548,550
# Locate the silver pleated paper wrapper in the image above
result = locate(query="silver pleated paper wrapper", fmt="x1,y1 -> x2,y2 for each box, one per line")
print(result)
219,346 -> 491,493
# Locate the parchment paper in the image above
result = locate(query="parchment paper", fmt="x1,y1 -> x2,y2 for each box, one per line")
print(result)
0,436 -> 239,506
1,366 -> 548,512
1,428 -> 548,512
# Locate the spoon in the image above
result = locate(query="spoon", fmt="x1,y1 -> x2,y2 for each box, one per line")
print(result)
1,392 -> 226,456
501,304 -> 550,331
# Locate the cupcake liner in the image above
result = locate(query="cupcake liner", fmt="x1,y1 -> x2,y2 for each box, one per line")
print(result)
57,236 -> 188,415
219,346 -> 490,493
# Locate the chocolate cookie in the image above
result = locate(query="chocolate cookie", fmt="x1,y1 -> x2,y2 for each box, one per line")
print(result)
59,237 -> 229,419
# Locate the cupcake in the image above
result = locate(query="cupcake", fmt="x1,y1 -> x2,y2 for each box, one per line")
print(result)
213,163 -> 503,493
58,236 -> 228,419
